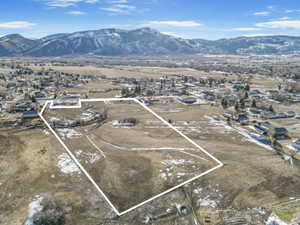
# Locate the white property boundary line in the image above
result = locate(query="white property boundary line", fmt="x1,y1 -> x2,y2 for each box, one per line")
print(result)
39,98 -> 223,216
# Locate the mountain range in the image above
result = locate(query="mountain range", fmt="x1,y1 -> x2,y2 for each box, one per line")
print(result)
1,27 -> 300,57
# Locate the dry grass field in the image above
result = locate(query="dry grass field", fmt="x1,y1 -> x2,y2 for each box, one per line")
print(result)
1,64 -> 300,224
148,101 -> 300,210
43,100 -> 218,212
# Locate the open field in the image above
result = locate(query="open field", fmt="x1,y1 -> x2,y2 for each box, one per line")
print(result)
148,101 -> 300,209
42,99 -> 219,213
1,60 -> 300,224
28,64 -> 237,79
2,98 -> 300,224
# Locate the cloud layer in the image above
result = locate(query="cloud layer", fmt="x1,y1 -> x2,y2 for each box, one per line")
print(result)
256,20 -> 300,29
147,21 -> 203,27
0,21 -> 36,29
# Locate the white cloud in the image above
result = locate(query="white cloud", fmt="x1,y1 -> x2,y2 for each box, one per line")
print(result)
0,21 -> 36,29
67,10 -> 86,15
230,27 -> 261,31
110,0 -> 128,3
278,17 -> 291,20
114,4 -> 136,9
101,7 -> 125,13
256,20 -> 300,29
100,4 -> 136,14
285,9 -> 300,13
147,20 -> 203,27
254,11 -> 271,16
45,0 -> 98,8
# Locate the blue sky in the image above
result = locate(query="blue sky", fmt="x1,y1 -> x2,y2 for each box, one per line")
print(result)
0,0 -> 300,39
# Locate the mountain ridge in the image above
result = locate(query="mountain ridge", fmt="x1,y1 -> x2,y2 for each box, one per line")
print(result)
1,27 -> 300,56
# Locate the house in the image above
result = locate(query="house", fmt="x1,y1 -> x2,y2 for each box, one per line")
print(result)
113,118 -> 137,127
254,121 -> 272,133
236,113 -> 249,125
249,89 -> 262,95
180,97 -> 197,104
11,103 -> 32,112
268,127 -> 289,140
21,110 -> 39,119
248,108 -> 262,115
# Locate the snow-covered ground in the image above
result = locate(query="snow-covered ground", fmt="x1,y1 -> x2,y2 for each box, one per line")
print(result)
197,197 -> 218,208
162,159 -> 194,166
25,195 -> 44,225
57,153 -> 81,174
266,213 -> 288,225
75,150 -> 102,164
57,128 -> 82,139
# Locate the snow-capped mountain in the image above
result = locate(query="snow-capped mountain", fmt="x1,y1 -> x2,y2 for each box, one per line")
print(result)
1,28 -> 300,56
24,28 -> 198,56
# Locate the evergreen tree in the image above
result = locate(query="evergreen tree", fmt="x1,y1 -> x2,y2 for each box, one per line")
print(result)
251,99 -> 257,108
269,105 -> 275,113
245,84 -> 250,91
235,102 -> 240,113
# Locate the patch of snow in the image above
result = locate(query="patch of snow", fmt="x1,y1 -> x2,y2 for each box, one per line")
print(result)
57,128 -> 82,139
25,195 -> 44,225
287,145 -> 300,154
28,195 -> 44,218
266,213 -> 288,225
162,159 -> 194,166
43,129 -> 50,135
57,153 -> 81,174
159,171 -> 173,180
193,187 -> 203,194
197,197 -> 217,208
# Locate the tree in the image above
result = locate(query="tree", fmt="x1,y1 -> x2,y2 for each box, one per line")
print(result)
235,102 -> 240,113
121,87 -> 129,97
171,79 -> 175,88
240,99 -> 245,109
251,99 -> 257,108
221,98 -> 228,109
245,84 -> 250,91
